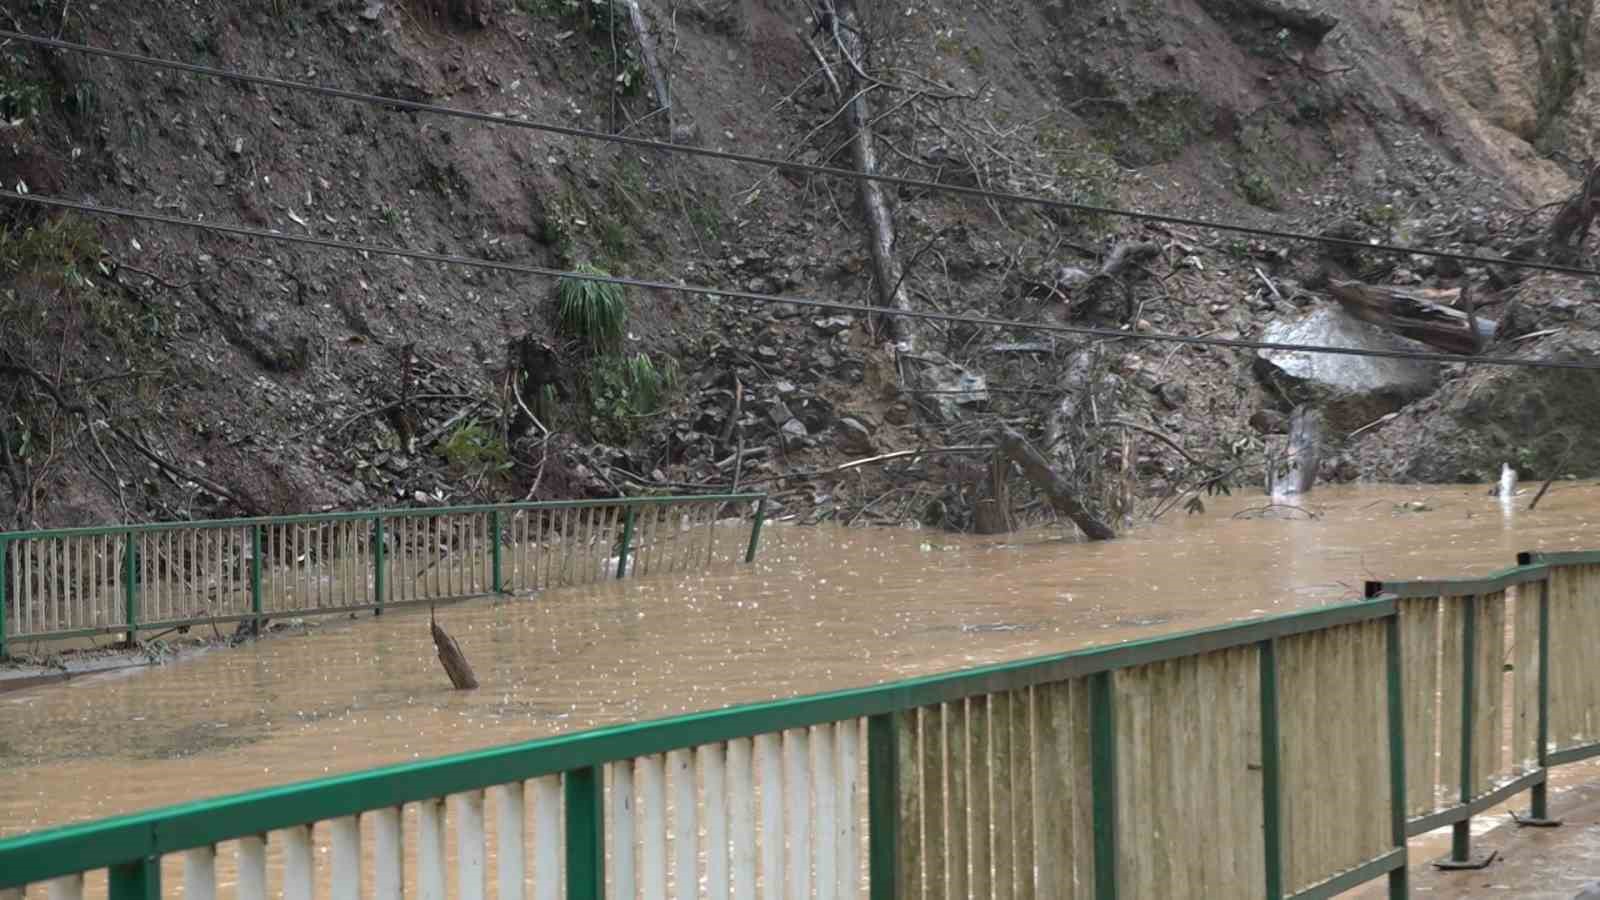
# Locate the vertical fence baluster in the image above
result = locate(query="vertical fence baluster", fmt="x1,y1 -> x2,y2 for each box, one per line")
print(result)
814,723 -> 838,900
419,797 -> 447,900
868,713 -> 899,900
46,874 -> 85,900
1090,672 -> 1118,900
1260,639 -> 1284,900
375,806 -> 403,897
456,790 -> 488,900
613,761 -> 638,899
641,754 -> 668,899
373,517 -> 386,615
283,825 -> 314,900
238,835 -> 268,900
183,845 -> 217,900
535,774 -> 563,900
672,748 -> 698,900
1386,613 -> 1409,899
786,728 -> 812,899
331,815 -> 362,900
617,507 -> 636,580
702,743 -> 730,899
493,783 -> 526,900
757,732 -> 784,898
729,737 -> 756,900
838,719 -> 861,900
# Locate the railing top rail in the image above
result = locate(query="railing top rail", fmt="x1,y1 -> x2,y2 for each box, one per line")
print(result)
1365,561 -> 1550,599
1520,549 -> 1600,568
0,593 -> 1392,888
0,493 -> 767,543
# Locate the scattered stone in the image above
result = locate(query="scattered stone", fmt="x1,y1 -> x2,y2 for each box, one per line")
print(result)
813,316 -> 853,335
836,417 -> 875,454
1250,409 -> 1290,434
1157,382 -> 1189,409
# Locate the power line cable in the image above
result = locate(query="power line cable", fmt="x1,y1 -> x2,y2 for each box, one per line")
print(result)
5,188 -> 1595,373
2,28 -> 1595,279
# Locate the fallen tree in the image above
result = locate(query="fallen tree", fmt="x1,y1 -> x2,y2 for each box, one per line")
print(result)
997,426 -> 1116,540
1328,280 -> 1496,354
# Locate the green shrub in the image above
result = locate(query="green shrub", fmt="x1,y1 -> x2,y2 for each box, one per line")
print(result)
436,419 -> 510,474
557,262 -> 627,354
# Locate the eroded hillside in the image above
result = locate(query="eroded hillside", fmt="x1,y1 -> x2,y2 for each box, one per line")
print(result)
1,0 -> 1596,531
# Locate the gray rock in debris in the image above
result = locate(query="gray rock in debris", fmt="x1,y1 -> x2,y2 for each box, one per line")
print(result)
1254,304 -> 1439,434
836,417 -> 875,455
1573,880 -> 1600,900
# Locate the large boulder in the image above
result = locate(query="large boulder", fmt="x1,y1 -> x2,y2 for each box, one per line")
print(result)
1351,332 -> 1600,482
1254,304 -> 1440,434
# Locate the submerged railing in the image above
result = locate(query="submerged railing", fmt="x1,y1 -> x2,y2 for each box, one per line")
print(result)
0,493 -> 768,658
0,548 -> 1596,899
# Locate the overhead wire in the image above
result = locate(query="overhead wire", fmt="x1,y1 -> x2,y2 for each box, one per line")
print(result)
8,188 -> 1597,373
2,27 -> 1597,278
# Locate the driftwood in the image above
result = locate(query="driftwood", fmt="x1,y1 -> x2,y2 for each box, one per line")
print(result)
997,427 -> 1116,540
430,607 -> 479,690
1072,240 -> 1162,321
1328,280 -> 1496,354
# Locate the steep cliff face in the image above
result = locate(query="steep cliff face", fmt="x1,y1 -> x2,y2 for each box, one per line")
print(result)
0,0 -> 1594,529
1388,0 -> 1594,197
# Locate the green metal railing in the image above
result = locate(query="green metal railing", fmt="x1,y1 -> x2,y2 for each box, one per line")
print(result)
0,547 -> 1595,898
0,493 -> 768,658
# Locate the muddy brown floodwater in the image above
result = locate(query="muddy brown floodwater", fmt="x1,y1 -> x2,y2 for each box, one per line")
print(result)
4,483 -> 1600,894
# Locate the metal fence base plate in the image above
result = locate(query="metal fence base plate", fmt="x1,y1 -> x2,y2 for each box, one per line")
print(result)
1431,850 -> 1497,871
1513,815 -> 1563,828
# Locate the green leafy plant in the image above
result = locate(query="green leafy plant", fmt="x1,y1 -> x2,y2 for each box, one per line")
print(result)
557,262 -> 627,354
585,352 -> 678,442
0,215 -> 103,288
436,419 -> 510,474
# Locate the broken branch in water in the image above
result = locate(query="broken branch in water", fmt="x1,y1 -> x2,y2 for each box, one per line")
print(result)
430,606 -> 479,690
1232,504 -> 1320,520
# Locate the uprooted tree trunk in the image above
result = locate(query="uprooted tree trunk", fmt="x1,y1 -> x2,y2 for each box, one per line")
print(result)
1265,404 -> 1320,497
1547,161 -> 1600,261
827,0 -> 915,348
997,427 -> 1116,540
1328,280 -> 1496,354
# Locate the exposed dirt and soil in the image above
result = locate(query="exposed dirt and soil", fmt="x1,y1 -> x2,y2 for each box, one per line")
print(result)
3,0 -> 1600,533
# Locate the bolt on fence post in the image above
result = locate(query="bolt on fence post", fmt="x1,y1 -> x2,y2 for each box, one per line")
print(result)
868,713 -> 900,899
373,516 -> 387,616
1259,639 -> 1284,900
0,537 -> 9,661
744,496 -> 768,564
123,531 -> 138,647
491,509 -> 504,594
250,524 -> 264,627
616,507 -> 635,579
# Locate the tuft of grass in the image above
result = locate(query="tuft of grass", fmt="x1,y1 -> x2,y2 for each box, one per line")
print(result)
436,419 -> 510,474
0,216 -> 102,288
557,262 -> 627,354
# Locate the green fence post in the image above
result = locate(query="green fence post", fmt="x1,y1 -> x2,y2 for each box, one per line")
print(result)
744,496 -> 768,564
373,517 -> 387,617
123,531 -> 138,647
1518,552 -> 1562,827
566,765 -> 604,900
1437,594 -> 1494,869
616,507 -> 636,579
108,856 -> 160,899
1259,639 -> 1284,900
1090,670 -> 1118,900
868,713 -> 900,899
1385,614 -> 1410,899
491,509 -> 504,594
0,537 -> 8,661
250,524 -> 264,627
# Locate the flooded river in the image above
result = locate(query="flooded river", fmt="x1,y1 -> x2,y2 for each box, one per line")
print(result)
3,482 -> 1600,878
